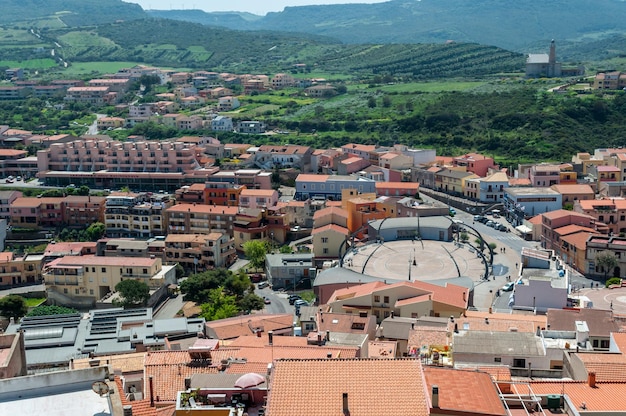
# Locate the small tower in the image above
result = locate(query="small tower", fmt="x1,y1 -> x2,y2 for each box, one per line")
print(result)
549,39 -> 556,65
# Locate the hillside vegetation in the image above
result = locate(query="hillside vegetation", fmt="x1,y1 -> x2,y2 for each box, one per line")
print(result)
0,20 -> 524,77
3,0 -> 145,27
148,0 -> 626,52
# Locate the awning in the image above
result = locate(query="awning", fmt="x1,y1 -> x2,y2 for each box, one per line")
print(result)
515,225 -> 532,234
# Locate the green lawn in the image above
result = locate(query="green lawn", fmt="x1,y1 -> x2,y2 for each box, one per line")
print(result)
25,298 -> 46,307
350,81 -> 486,93
60,61 -> 144,76
0,59 -> 57,69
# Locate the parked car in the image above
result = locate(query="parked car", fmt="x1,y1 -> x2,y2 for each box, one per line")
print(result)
257,281 -> 269,289
473,215 -> 484,221
501,282 -> 515,292
250,273 -> 263,283
16,176 -> 22,181
264,297 -> 271,304
288,294 -> 302,305
294,299 -> 309,307
485,220 -> 496,228
477,216 -> 489,224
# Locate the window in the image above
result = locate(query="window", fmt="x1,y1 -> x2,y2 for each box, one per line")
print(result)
513,358 -> 526,368
601,340 -> 610,349
374,295 -> 380,302
383,296 -> 390,303
101,267 -> 106,272
90,289 -> 94,295
323,248 -> 329,254
494,357 -> 502,363
75,289 -> 79,295
593,339 -> 599,348
143,268 -> 148,274
321,237 -> 328,243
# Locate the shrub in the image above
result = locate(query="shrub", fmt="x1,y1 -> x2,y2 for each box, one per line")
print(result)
606,277 -> 622,288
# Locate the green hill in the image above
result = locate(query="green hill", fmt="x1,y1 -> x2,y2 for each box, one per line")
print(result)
148,0 -> 626,52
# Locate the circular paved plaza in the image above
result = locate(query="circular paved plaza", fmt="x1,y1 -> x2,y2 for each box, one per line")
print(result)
342,239 -> 486,282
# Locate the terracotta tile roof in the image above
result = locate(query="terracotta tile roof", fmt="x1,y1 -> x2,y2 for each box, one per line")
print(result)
317,312 -> 375,334
228,334 -> 309,348
73,352 -> 145,372
343,143 -> 376,152
296,174 -> 329,182
204,314 -> 294,340
408,325 -> 449,351
312,206 -> 348,219
612,332 -> 626,353
311,223 -> 349,236
542,209 -> 595,221
115,377 -> 157,416
551,184 -> 594,194
524,381 -> 626,412
266,358 -> 429,416
528,215 -> 542,225
576,352 -> 626,382
424,367 -> 507,416
561,231 -> 595,249
11,197 -> 64,207
553,224 -> 597,236
475,365 -> 512,381
508,178 -> 531,186
449,315 -> 537,333
326,201 -> 343,207
463,310 -> 547,329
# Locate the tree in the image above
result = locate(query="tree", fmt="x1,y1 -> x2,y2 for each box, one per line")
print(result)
115,279 -> 150,307
85,222 -> 106,241
460,232 -> 469,243
243,240 -> 268,271
200,288 -> 240,321
179,268 -> 231,303
27,305 -> 78,316
240,293 -> 265,312
596,251 -> 619,279
224,270 -> 253,299
0,295 -> 27,319
175,263 -> 185,279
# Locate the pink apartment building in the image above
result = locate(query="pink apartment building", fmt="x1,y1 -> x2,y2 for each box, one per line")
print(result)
238,189 -> 279,209
452,153 -> 495,177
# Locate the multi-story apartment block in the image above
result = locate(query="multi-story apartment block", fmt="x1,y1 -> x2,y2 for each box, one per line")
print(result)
10,197 -> 64,228
550,184 -> 595,208
452,153 -> 495,177
44,255 -> 176,306
529,163 -> 561,187
176,115 -> 203,130
65,86 -> 115,105
271,73 -> 296,89
0,252 -> 43,288
210,115 -> 234,132
464,171 -> 509,202
574,198 -> 626,235
540,209 -> 599,253
164,233 -> 235,272
593,71 -> 626,90
165,204 -> 237,236
0,190 -> 21,221
129,103 -> 157,118
253,145 -> 312,171
96,117 -> 125,130
38,139 -> 199,175
342,143 -> 377,164
434,169 -> 479,195
237,121 -> 265,134
295,174 -> 377,201
88,78 -> 130,93
207,169 -> 272,191
104,193 -> 171,238
504,187 -> 562,226
238,189 -> 279,209
63,196 -> 106,227
217,96 -> 240,111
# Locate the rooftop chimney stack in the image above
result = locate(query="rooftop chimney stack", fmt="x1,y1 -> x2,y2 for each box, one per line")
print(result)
149,376 -> 154,407
326,330 -> 330,341
454,323 -> 459,333
432,385 -> 439,408
342,393 -> 350,416
317,333 -> 323,346
588,371 -> 596,388
268,331 -> 273,346
390,311 -> 394,319
123,405 -> 133,416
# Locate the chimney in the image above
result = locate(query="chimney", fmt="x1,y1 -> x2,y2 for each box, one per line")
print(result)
390,311 -> 394,319
123,405 -> 133,416
454,323 -> 458,333
268,331 -> 273,346
411,322 -> 415,330
431,385 -> 439,408
327,352 -> 332,358
536,326 -> 541,337
149,376 -> 154,407
342,393 -> 350,416
326,330 -> 330,341
588,371 -> 596,388
317,333 -> 323,346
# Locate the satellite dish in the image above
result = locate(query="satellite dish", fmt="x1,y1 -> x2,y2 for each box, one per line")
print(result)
91,381 -> 109,397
